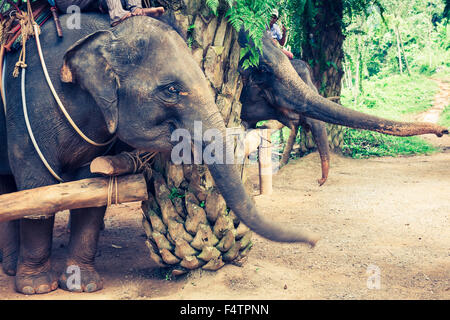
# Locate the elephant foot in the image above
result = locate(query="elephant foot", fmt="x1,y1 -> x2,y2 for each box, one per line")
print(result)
0,220 -> 20,276
15,271 -> 58,295
58,262 -> 103,293
1,249 -> 18,276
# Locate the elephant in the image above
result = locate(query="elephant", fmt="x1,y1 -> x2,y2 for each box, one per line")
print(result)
0,14 -> 447,296
240,59 -> 330,186
236,28 -> 447,139
0,13 -> 323,295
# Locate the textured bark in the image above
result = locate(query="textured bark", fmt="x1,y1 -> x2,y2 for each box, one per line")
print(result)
299,0 -> 345,153
140,0 -> 253,273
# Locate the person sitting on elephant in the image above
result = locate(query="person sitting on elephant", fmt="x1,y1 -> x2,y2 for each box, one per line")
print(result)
55,0 -> 165,26
268,9 -> 294,60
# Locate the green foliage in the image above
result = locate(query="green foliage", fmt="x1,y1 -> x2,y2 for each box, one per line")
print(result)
226,0 -> 278,68
340,73 -> 440,158
342,129 -> 436,158
343,0 -> 449,83
439,104 -> 450,127
204,0 -> 278,68
278,0 -> 378,59
444,0 -> 450,20
169,188 -> 185,200
341,73 -> 439,117
206,0 -> 220,15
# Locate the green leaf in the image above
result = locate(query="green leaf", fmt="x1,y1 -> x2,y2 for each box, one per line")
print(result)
206,0 -> 219,15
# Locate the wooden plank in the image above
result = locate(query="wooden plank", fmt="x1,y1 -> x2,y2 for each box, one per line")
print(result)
0,174 -> 148,222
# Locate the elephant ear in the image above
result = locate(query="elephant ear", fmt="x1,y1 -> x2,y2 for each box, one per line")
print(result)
60,30 -> 119,135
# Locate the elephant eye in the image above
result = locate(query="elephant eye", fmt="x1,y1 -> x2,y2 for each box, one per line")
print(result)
157,84 -> 185,105
259,65 -> 270,73
168,86 -> 179,94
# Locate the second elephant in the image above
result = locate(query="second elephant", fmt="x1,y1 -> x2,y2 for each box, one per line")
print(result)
240,59 -> 330,186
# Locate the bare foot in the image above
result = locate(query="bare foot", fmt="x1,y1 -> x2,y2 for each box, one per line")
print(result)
132,7 -> 165,18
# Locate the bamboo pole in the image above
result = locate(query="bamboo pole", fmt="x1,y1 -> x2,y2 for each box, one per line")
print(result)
258,129 -> 272,195
0,174 -> 148,223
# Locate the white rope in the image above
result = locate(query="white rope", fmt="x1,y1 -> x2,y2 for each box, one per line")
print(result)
21,67 -> 64,182
33,24 -> 116,147
2,54 -> 6,115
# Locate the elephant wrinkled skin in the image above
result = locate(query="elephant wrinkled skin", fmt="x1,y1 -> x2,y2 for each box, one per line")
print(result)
0,14 -> 319,295
240,59 -> 330,186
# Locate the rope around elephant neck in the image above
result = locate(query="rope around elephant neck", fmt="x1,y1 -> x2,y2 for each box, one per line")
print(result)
21,66 -> 64,182
18,23 -> 117,183
1,54 -> 6,115
32,23 -> 116,147
12,1 -> 35,78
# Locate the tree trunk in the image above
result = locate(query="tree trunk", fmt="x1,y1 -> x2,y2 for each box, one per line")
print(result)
140,0 -> 253,275
394,24 -> 404,75
396,24 -> 411,76
300,0 -> 345,153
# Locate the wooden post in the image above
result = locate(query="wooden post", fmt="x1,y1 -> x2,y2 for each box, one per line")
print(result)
258,129 -> 273,195
0,174 -> 148,223
90,153 -> 138,176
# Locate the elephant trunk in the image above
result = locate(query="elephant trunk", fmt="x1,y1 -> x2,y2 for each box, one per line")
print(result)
309,121 -> 330,186
187,111 -> 319,246
289,77 -> 449,137
206,161 -> 319,245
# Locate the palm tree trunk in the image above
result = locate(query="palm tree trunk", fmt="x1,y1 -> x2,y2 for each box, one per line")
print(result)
140,0 -> 254,274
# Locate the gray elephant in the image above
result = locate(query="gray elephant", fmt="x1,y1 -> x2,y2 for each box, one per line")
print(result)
0,14 -> 447,296
0,13 -> 323,295
236,28 -> 447,139
240,59 -> 330,186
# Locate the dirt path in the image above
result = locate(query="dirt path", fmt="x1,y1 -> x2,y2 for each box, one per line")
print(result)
0,81 -> 449,300
417,79 -> 450,124
414,78 -> 450,152
1,151 -> 448,300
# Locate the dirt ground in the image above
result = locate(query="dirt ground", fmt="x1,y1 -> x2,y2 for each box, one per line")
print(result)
0,79 -> 449,300
0,144 -> 449,300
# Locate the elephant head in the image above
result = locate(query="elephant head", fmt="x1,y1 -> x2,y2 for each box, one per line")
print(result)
59,16 -> 318,245
240,58 -> 331,186
238,29 -> 449,137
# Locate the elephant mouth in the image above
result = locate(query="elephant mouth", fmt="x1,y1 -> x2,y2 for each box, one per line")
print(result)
167,120 -> 177,136
277,105 -> 300,121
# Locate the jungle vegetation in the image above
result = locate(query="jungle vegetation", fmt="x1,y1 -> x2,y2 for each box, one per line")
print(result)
210,0 -> 449,158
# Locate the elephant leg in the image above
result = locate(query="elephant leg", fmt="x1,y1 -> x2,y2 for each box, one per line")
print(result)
9,153 -> 61,294
59,206 -> 106,293
0,175 -> 19,276
280,123 -> 299,167
15,217 -> 58,294
309,121 -> 330,186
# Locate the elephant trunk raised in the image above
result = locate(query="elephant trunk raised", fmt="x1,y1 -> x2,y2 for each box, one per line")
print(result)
280,69 -> 448,137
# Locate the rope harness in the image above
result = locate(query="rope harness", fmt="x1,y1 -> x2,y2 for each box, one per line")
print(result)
0,2 -> 160,214
122,151 -> 157,174
105,151 -> 156,207
13,2 -> 35,78
107,176 -> 118,207
1,2 -> 117,183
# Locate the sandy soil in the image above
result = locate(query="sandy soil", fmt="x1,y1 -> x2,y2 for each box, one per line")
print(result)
0,147 -> 449,300
0,80 -> 449,300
